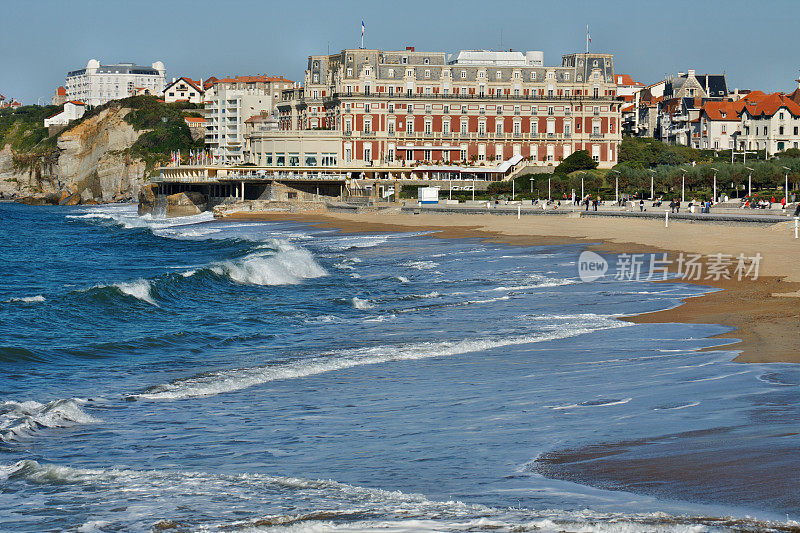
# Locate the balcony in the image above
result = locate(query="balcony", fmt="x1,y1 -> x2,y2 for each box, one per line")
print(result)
590,133 -> 604,139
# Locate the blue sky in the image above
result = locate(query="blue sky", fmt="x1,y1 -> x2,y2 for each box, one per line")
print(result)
2,0 -> 798,104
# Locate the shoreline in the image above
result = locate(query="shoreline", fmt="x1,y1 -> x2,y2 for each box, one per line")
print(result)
221,207 -> 800,364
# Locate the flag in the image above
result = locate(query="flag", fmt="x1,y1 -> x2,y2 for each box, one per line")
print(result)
361,20 -> 365,48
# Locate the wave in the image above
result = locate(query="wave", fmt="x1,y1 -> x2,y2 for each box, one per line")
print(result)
203,241 -> 327,286
351,297 -> 374,310
546,398 -> 633,411
403,260 -> 439,270
67,205 -> 214,231
136,317 -> 627,400
84,279 -> 158,306
0,398 -> 100,443
395,276 -> 410,283
4,295 -> 45,303
3,460 -> 796,533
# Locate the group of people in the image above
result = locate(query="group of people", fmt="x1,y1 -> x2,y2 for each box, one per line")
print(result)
581,195 -> 600,211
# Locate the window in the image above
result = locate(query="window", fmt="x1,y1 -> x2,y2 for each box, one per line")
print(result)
425,86 -> 432,96
388,120 -> 395,134
780,112 -> 785,120
425,69 -> 430,78
305,153 -> 318,166
424,58 -> 429,65
531,72 -> 537,81
345,103 -> 351,112
407,104 -> 413,113
443,120 -> 450,135
513,122 -> 520,135
402,56 -> 407,64
364,120 -> 371,133
364,103 -> 370,112
443,105 -> 449,113
313,74 -> 319,83
344,119 -> 352,133
388,103 -> 394,112
548,106 -> 554,115
514,71 -> 519,79
424,149 -> 431,160
514,88 -> 519,97
478,71 -> 484,78
406,121 -> 413,134
461,70 -> 467,79
495,122 -> 502,134
721,124 -> 727,134
364,68 -> 370,76
347,68 -> 353,77
460,148 -> 467,161
288,153 -> 300,166
478,121 -> 486,135
388,68 -> 394,78
461,105 -> 467,114
407,69 -> 413,77
425,103 -> 432,113
564,72 -> 570,81
530,121 -> 537,134
496,71 -> 502,80
345,148 -> 352,163
780,126 -> 785,135
461,121 -> 468,134
424,120 -> 432,135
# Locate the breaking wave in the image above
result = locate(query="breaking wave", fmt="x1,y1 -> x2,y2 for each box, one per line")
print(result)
203,242 -> 327,286
136,317 -> 627,400
0,399 -> 100,443
2,460 -> 796,533
84,279 -> 158,306
4,295 -> 46,303
351,297 -> 374,310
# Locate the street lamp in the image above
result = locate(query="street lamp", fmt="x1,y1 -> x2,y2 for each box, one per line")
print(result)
745,166 -> 754,198
548,176 -> 551,202
609,169 -> 620,205
648,169 -> 655,201
782,166 -> 791,205
679,168 -> 687,203
710,167 -> 719,204
529,176 -> 535,194
578,171 -> 586,201
512,176 -> 515,201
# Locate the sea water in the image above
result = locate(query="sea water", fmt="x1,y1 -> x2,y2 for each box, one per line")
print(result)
1,203 -> 798,532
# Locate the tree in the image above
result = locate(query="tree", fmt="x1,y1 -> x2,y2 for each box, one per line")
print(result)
554,150 -> 597,174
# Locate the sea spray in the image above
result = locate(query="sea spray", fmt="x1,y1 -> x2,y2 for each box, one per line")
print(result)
0,399 -> 100,443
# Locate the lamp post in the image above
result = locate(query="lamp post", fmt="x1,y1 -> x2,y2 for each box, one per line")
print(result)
610,169 -> 620,205
648,169 -> 655,201
782,166 -> 791,205
578,171 -> 586,200
512,176 -> 515,201
745,166 -> 754,198
679,168 -> 687,203
529,176 -> 534,194
548,176 -> 551,202
710,167 -> 719,204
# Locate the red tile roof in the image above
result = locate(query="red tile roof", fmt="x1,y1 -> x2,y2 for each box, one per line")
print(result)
739,92 -> 800,118
212,75 -> 293,85
66,100 -> 86,106
700,100 -> 744,121
614,74 -> 644,87
165,77 -> 204,93
56,86 -> 66,96
184,116 -> 206,123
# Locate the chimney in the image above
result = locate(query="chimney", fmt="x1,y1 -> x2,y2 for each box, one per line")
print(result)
172,77 -> 176,82
406,46 -> 415,52
688,69 -> 695,77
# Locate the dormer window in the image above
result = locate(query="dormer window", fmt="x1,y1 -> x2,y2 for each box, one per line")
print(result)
424,58 -> 429,65
425,69 -> 430,78
496,71 -> 502,80
461,70 -> 467,79
388,68 -> 394,78
721,112 -> 726,118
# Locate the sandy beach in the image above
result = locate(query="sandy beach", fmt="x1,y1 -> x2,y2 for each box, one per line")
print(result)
224,207 -> 800,364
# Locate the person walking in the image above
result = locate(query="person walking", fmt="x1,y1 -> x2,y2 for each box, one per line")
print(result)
674,199 -> 681,213
639,199 -> 644,212
794,202 -> 800,217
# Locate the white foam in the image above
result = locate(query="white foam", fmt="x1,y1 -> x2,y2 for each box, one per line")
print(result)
395,276 -> 410,283
351,297 -> 374,310
209,241 -> 327,286
113,279 -> 158,306
0,398 -> 100,443
654,401 -> 701,411
404,260 -> 438,270
4,295 -> 46,303
137,317 -> 626,400
547,398 -> 633,410
67,205 -> 214,232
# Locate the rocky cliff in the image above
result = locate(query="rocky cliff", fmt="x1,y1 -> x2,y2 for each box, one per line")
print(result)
0,106 -> 150,203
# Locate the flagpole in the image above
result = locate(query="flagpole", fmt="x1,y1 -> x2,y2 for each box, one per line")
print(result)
586,25 -> 589,54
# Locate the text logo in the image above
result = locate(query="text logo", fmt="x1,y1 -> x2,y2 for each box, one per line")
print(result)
578,251 -> 608,282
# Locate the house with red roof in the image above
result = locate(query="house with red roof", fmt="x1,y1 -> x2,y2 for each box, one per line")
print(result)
698,100 -> 745,151
52,86 -> 67,106
163,77 -> 209,104
44,100 -> 86,127
736,91 -> 800,155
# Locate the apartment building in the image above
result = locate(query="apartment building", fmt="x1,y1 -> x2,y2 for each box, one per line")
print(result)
204,75 -> 294,165
249,47 -> 622,170
65,59 -> 166,106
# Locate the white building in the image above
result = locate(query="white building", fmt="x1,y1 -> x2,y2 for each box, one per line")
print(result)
65,59 -> 166,106
44,101 -> 86,127
204,75 -> 293,165
737,92 -> 800,154
163,77 -> 207,104
698,100 -> 743,151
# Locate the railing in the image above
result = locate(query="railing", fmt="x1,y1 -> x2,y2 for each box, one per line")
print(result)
590,133 -> 604,138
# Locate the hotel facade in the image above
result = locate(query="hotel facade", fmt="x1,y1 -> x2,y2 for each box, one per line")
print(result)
247,47 -> 622,173
65,59 -> 166,107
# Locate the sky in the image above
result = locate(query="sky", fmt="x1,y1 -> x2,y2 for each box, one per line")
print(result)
2,0 -> 799,105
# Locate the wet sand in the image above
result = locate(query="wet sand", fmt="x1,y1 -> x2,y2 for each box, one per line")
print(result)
223,208 -> 800,364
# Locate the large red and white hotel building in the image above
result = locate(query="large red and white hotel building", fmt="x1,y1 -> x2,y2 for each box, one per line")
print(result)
245,47 -> 622,177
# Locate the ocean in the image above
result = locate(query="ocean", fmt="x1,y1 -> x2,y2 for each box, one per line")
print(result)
1,202 -> 798,532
